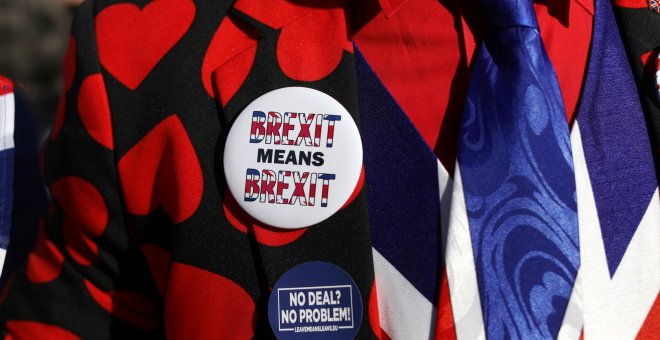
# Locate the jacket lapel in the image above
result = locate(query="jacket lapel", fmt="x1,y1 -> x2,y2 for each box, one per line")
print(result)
210,4 -> 378,338
211,0 -> 358,125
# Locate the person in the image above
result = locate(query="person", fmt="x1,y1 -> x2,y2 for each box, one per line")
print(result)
1,0 -> 658,338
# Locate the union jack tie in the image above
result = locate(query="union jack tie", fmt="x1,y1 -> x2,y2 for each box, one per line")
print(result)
456,0 -> 579,337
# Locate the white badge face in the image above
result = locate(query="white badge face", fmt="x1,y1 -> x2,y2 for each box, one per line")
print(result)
224,87 -> 363,229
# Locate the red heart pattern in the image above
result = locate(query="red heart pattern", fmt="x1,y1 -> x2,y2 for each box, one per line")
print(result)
26,221 -> 65,284
50,177 -> 108,267
277,6 -> 352,81
165,262 -> 256,339
140,244 -> 171,297
5,321 -> 79,340
234,0 -> 317,29
84,280 -> 160,331
202,14 -> 259,105
235,0 -> 352,81
78,74 -> 113,150
96,0 -> 195,90
222,190 -> 306,247
118,115 -> 203,224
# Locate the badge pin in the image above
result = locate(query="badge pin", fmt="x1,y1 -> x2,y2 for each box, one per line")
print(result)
223,87 -> 363,229
650,0 -> 659,15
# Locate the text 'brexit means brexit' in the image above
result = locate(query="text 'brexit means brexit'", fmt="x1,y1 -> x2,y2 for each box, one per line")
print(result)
244,111 -> 343,207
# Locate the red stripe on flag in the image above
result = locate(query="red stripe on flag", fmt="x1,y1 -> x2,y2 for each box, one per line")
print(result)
636,292 -> 660,339
369,281 -> 381,338
435,267 -> 457,340
0,75 -> 13,95
368,280 -> 393,340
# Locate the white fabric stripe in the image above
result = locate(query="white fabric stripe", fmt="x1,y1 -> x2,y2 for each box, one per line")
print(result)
0,93 -> 15,151
557,256 -> 584,340
0,248 -> 5,277
557,266 -> 583,339
373,248 -> 436,339
443,161 -> 485,340
438,160 -> 451,265
572,122 -> 660,338
556,127 -> 589,340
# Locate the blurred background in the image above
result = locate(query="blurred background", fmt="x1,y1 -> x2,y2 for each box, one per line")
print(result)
0,0 -> 83,287
0,0 -> 83,137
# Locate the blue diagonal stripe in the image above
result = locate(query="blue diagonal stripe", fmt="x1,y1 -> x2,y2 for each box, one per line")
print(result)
355,45 -> 442,305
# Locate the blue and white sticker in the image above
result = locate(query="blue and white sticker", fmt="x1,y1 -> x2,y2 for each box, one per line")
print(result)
268,261 -> 363,339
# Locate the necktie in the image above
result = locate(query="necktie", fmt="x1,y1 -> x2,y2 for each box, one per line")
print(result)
456,0 -> 579,338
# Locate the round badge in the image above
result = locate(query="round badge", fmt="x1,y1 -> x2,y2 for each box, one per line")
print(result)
223,87 -> 363,229
267,261 -> 363,339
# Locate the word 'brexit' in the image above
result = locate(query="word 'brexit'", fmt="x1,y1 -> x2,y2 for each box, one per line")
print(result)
244,169 -> 336,207
249,111 -> 341,147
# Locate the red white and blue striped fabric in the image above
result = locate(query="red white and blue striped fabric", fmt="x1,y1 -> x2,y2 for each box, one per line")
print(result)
651,0 -> 659,14
0,76 -> 14,277
356,0 -> 660,336
560,0 -> 660,337
356,46 -> 442,338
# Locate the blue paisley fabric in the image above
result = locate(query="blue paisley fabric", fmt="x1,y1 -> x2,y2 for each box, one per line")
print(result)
457,0 -> 580,338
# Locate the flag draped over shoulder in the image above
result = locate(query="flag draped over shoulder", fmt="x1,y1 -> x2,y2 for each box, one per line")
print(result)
0,76 -> 15,277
